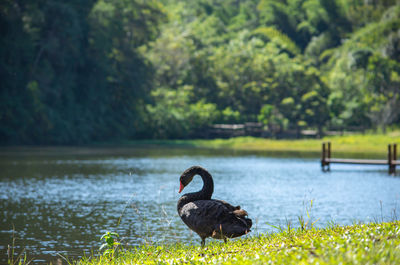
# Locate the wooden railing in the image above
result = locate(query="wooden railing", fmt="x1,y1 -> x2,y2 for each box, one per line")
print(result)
321,142 -> 398,174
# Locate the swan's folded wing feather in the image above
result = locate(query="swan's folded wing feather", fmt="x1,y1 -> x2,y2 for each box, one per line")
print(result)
180,200 -> 230,225
233,209 -> 248,217
212,199 -> 241,211
180,200 -> 251,238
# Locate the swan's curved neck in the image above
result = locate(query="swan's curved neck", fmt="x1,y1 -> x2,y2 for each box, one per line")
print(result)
177,167 -> 214,210
198,168 -> 214,199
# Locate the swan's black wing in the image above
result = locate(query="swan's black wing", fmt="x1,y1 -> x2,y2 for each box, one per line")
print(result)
179,199 -> 252,239
213,199 -> 240,211
213,199 -> 249,217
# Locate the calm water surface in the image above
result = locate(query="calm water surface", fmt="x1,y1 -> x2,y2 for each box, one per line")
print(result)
0,146 -> 399,263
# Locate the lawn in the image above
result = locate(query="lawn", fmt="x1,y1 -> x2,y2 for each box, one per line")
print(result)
122,131 -> 400,158
77,221 -> 400,264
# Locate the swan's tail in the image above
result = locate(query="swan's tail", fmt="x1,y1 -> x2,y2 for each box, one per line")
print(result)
244,217 -> 252,230
212,216 -> 253,239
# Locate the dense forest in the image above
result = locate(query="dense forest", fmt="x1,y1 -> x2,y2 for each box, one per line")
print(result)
1,0 -> 400,144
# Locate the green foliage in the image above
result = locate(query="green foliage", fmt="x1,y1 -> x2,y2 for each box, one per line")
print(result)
252,27 -> 301,55
326,3 -> 400,129
258,104 -> 288,134
364,54 -> 400,131
219,107 -> 241,124
1,0 -> 400,143
100,231 -> 121,257
0,0 -> 165,144
145,86 -> 218,138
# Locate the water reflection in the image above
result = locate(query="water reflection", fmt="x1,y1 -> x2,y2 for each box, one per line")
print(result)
0,146 -> 399,264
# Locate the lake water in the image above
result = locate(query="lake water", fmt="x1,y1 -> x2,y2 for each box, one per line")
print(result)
0,146 -> 399,263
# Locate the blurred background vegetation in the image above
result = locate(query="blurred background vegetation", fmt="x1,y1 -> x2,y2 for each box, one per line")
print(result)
1,0 -> 399,144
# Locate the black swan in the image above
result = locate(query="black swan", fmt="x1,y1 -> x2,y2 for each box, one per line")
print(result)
177,166 -> 252,246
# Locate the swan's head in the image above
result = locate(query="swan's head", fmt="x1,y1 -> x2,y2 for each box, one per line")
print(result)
178,166 -> 201,193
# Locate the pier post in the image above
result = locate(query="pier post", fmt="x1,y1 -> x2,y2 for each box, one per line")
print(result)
388,144 -> 393,175
321,142 -> 326,171
320,142 -> 397,174
327,142 -> 331,171
393,143 -> 397,174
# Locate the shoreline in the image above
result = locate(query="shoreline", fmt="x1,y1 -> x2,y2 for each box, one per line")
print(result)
102,132 -> 400,158
1,132 -> 400,159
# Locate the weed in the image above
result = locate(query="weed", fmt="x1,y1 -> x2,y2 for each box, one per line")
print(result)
99,231 -> 121,259
298,199 -> 320,231
7,225 -> 30,265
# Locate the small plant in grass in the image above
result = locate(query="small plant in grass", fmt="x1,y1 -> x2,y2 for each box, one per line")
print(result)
100,231 -> 121,258
7,225 -> 30,265
298,199 -> 320,231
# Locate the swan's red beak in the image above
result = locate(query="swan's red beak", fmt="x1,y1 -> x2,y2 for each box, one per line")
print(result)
179,181 -> 184,193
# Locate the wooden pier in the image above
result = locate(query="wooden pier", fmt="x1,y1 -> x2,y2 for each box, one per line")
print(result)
321,142 -> 398,174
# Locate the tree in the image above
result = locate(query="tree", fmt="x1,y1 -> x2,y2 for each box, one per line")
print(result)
325,3 -> 400,130
364,54 -> 400,132
145,86 -> 218,138
0,0 -> 165,144
258,104 -> 288,136
83,0 -> 165,140
0,0 -> 36,143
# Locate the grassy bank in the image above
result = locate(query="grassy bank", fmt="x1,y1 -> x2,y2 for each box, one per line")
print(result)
77,221 -> 400,264
123,131 -> 400,158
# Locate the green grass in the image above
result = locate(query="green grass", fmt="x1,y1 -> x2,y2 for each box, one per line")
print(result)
118,131 -> 400,158
76,221 -> 400,265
